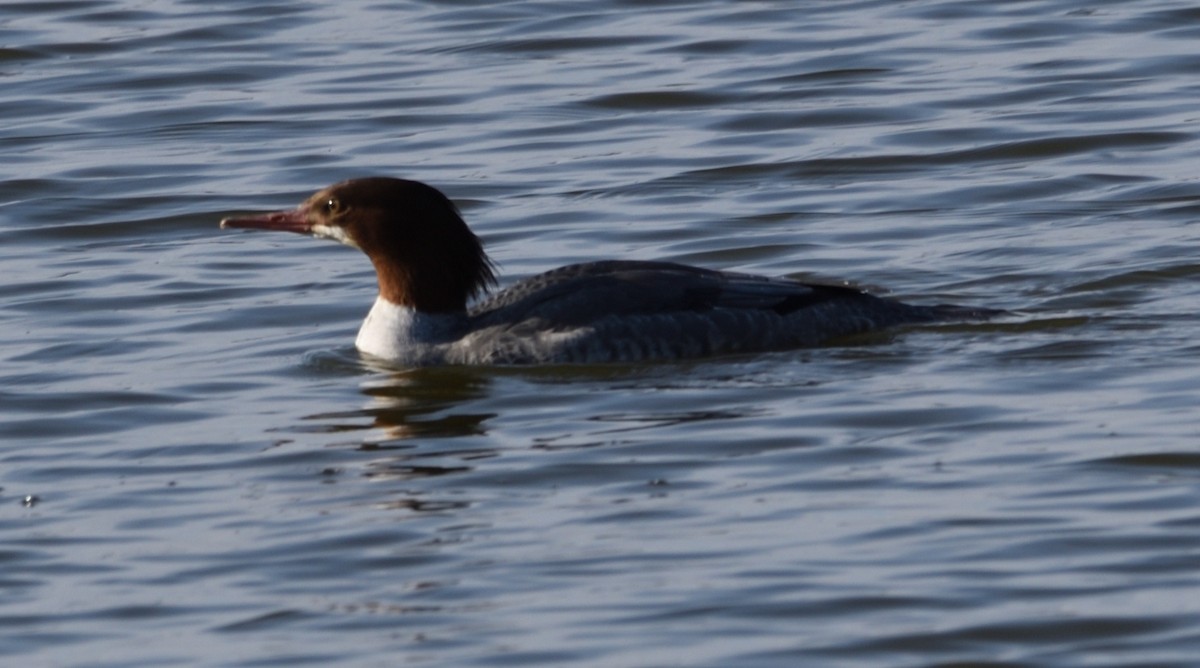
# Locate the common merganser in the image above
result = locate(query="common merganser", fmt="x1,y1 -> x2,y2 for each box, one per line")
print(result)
220,177 -> 997,365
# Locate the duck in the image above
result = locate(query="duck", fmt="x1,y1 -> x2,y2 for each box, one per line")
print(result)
220,177 -> 997,365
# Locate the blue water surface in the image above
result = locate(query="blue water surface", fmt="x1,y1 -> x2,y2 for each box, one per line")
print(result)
3,1 -> 1200,666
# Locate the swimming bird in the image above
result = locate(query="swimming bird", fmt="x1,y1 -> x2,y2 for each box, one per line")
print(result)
220,177 -> 996,365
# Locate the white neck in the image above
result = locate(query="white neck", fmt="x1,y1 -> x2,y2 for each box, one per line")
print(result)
355,296 -> 464,364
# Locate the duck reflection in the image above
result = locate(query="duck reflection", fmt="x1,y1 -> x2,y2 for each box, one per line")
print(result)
300,363 -> 500,483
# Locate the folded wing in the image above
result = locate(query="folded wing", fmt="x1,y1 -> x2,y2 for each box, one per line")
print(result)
470,260 -> 868,326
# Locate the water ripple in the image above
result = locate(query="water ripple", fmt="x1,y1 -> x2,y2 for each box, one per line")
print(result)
3,0 -> 1200,666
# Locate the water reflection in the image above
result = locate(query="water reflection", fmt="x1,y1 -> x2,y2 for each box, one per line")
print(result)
317,366 -> 500,483
360,366 -> 496,438
293,364 -> 497,442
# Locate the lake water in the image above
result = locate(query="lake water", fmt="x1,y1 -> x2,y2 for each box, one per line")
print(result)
3,0 -> 1200,665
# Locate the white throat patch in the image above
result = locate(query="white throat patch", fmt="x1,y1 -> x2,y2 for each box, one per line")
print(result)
355,296 -> 461,364
311,223 -> 358,249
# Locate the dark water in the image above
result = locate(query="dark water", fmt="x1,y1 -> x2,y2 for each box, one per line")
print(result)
4,1 -> 1200,665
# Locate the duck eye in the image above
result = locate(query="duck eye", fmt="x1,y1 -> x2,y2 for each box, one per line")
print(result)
323,198 -> 341,215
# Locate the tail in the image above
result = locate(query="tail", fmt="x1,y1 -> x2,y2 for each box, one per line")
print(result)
915,303 -> 1008,322
790,293 -> 1004,346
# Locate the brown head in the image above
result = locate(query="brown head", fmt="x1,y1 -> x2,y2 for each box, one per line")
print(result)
221,177 -> 497,313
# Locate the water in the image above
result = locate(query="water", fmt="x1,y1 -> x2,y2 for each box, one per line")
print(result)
3,0 -> 1200,665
